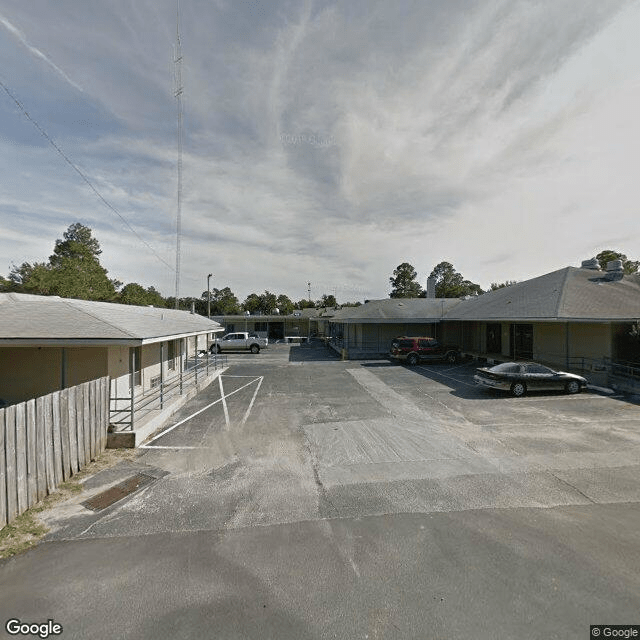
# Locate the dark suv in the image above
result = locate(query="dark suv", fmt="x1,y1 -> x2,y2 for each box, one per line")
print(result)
389,337 -> 460,366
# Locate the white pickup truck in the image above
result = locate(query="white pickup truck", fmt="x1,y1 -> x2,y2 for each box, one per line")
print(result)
211,332 -> 268,354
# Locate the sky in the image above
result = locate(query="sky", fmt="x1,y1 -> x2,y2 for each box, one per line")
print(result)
0,0 -> 639,304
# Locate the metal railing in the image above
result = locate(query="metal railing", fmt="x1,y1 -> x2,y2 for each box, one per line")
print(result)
109,353 -> 227,432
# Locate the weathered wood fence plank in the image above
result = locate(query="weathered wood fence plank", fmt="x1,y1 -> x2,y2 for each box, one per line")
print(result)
15,403 -> 28,514
68,387 -> 79,474
59,389 -> 71,482
51,392 -> 63,487
25,399 -> 37,508
89,381 -> 96,461
83,383 -> 91,464
43,394 -> 56,495
35,396 -> 47,501
4,404 -> 17,523
0,408 -> 7,527
76,386 -> 86,468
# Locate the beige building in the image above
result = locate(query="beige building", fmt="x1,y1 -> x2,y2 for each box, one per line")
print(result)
325,260 -> 640,390
327,299 -> 463,358
0,293 -> 224,445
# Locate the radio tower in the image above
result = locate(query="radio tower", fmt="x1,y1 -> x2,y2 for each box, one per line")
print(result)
173,0 -> 183,309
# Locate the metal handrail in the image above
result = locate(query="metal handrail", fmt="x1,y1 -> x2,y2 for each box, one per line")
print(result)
109,353 -> 227,431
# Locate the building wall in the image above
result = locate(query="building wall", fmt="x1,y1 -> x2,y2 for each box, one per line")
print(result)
0,347 -> 62,404
0,346 -> 109,404
533,323 -> 566,365
64,347 -> 108,387
569,323 -> 611,362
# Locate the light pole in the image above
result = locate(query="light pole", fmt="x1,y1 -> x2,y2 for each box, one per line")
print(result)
207,273 -> 213,319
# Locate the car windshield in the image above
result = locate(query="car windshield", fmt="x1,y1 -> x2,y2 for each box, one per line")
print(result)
489,363 -> 521,373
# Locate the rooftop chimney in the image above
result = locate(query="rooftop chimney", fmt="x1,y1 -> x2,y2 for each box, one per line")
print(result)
581,257 -> 601,270
604,259 -> 624,281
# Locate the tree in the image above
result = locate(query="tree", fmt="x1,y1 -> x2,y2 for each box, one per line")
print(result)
295,299 -> 316,310
8,262 -> 54,295
317,294 -> 337,308
203,287 -> 241,315
595,250 -> 639,274
119,283 -> 167,307
259,291 -> 278,315
276,294 -> 294,315
490,280 -> 518,291
429,262 -> 483,298
389,262 -> 424,298
50,222 -> 102,264
242,293 -> 262,314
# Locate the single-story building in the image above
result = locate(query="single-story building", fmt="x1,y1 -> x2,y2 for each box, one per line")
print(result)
327,298 -> 463,358
0,293 -> 225,446
326,259 -> 640,390
211,312 -> 312,342
443,259 -> 640,387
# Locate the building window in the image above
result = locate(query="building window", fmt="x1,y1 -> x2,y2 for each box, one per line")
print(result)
130,346 -> 142,388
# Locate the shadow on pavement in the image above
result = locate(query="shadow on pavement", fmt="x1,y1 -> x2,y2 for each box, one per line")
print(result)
288,342 -> 341,362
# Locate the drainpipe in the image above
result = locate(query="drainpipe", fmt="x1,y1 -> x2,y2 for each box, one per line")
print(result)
61,347 -> 67,390
565,322 -> 570,370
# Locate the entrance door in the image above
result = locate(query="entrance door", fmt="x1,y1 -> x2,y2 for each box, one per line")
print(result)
510,324 -> 533,360
486,323 -> 502,354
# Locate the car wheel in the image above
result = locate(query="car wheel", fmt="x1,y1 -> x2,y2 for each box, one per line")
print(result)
406,353 -> 419,366
216,345 -> 222,354
510,381 -> 526,397
250,344 -> 260,354
565,380 -> 581,394
445,351 -> 457,364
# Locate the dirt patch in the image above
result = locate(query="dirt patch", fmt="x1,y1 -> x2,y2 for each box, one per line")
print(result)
0,448 -> 138,559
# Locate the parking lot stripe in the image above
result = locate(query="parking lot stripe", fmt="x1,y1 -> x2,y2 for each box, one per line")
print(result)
240,376 -> 264,427
140,377 -> 262,447
219,375 -> 230,429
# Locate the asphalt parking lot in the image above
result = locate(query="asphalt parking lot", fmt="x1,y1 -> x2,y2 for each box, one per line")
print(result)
2,342 -> 640,639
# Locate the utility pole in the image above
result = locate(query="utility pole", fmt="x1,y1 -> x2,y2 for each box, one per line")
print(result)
207,273 -> 213,319
307,281 -> 311,303
173,0 -> 183,309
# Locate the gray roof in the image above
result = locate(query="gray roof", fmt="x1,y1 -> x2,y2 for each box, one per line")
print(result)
445,267 -> 640,321
0,293 -> 223,345
329,298 -> 463,323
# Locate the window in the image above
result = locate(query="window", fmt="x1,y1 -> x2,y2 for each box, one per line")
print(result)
525,364 -> 554,374
130,346 -> 142,388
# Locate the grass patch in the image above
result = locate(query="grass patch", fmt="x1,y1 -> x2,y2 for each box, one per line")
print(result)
0,448 -> 138,559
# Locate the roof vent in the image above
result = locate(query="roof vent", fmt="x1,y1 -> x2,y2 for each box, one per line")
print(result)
581,258 -> 601,270
604,260 -> 624,281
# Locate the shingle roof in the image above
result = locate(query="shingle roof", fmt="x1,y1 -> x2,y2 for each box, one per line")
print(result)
0,293 -> 223,343
445,267 -> 640,321
330,298 -> 463,323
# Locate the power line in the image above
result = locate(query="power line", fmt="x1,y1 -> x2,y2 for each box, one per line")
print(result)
0,77 -> 175,273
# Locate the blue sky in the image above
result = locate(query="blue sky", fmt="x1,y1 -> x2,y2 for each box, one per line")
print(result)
1,0 -> 639,303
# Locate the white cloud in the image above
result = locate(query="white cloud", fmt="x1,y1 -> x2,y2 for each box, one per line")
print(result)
0,0 -> 638,301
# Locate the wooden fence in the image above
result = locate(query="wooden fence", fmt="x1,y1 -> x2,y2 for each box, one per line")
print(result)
1,376 -> 109,528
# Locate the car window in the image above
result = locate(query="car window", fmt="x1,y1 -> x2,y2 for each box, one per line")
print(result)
418,339 -> 429,348
524,364 -> 555,374
395,339 -> 414,348
490,363 -> 521,373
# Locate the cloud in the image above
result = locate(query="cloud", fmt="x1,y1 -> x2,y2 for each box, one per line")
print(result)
0,12 -> 83,93
0,0 -> 638,300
